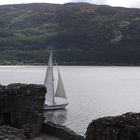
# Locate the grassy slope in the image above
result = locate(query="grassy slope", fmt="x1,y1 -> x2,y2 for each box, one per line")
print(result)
0,3 -> 139,65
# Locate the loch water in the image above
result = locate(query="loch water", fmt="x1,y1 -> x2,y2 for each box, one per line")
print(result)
1,66 -> 140,135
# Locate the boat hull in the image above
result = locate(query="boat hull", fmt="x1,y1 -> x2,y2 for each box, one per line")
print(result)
44,103 -> 68,110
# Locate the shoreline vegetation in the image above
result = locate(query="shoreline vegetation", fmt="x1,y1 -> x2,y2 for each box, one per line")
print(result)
2,61 -> 140,66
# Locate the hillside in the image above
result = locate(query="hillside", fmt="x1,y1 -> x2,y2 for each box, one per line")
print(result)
0,3 -> 140,65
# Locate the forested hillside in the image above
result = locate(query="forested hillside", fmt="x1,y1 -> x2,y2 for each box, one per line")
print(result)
0,3 -> 140,65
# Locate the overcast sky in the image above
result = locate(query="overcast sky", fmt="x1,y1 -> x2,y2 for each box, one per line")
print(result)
0,0 -> 140,8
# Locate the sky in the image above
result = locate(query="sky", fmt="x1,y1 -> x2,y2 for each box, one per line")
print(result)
0,0 -> 140,8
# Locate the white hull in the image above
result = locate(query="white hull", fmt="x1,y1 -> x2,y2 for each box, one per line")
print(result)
44,103 -> 68,110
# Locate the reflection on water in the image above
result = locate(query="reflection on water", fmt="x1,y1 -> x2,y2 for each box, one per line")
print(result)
44,109 -> 68,125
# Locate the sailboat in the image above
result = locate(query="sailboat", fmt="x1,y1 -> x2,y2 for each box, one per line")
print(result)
44,51 -> 68,110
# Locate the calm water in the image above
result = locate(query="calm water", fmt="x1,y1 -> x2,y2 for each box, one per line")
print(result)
1,66 -> 140,135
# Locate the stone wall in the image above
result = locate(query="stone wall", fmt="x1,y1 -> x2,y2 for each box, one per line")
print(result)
86,112 -> 140,140
0,125 -> 25,140
0,84 -> 46,139
43,122 -> 85,140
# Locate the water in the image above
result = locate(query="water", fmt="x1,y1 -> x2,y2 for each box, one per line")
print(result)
1,66 -> 140,136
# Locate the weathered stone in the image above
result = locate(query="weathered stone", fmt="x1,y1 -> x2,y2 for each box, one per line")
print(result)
86,112 -> 140,140
0,125 -> 25,140
0,84 -> 46,139
42,122 -> 85,140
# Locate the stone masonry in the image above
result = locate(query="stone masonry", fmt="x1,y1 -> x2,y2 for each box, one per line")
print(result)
0,84 -> 46,139
86,112 -> 140,140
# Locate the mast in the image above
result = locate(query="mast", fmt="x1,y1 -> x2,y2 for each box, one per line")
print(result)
44,51 -> 55,105
52,51 -> 55,105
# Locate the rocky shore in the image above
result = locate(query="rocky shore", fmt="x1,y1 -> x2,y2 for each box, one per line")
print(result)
1,84 -> 140,140
32,133 -> 61,140
43,122 -> 85,140
86,112 -> 140,140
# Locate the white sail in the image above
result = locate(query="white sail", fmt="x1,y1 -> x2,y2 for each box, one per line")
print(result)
44,51 -> 55,105
55,67 -> 67,99
44,51 -> 68,110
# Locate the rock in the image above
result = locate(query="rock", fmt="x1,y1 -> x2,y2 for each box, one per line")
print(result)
86,112 -> 140,140
0,84 -> 46,139
0,125 -> 25,140
42,122 -> 85,140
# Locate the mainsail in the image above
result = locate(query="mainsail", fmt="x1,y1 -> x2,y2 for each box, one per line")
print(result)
55,67 -> 67,99
44,51 -> 54,105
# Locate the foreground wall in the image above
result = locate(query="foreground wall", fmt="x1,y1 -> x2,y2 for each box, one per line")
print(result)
0,84 -> 46,138
86,112 -> 140,140
0,125 -> 25,140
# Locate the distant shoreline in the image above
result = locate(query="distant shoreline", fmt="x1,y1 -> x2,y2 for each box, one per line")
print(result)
1,62 -> 140,66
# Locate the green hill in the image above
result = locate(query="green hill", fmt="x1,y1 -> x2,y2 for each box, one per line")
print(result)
0,3 -> 140,65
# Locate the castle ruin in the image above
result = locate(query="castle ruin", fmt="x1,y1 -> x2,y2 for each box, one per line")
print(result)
0,83 -> 46,139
